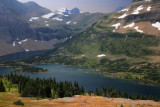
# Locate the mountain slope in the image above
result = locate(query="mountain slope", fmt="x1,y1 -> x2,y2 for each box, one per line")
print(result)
0,0 -> 105,57
0,0 -> 58,57
94,0 -> 160,36
28,0 -> 160,85
28,7 -> 105,40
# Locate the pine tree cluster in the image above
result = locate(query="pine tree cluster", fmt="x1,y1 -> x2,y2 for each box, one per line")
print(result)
0,78 -> 6,92
6,72 -> 84,98
89,87 -> 159,102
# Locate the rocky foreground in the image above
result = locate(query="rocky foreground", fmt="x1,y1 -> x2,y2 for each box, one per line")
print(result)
0,92 -> 160,107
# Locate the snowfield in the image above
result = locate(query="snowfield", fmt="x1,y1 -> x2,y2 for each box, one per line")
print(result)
45,24 -> 49,27
97,54 -> 106,58
25,49 -> 29,52
53,17 -> 63,21
152,22 -> 160,30
118,13 -> 128,19
29,17 -> 39,21
112,23 -> 121,29
18,39 -> 28,45
73,22 -> 77,24
42,13 -> 55,19
13,41 -> 16,47
66,21 -> 71,24
131,5 -> 143,15
134,26 -> 144,33
146,6 -> 151,11
121,8 -> 129,12
123,22 -> 135,28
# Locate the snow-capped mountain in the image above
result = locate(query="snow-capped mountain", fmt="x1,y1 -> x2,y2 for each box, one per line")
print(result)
54,8 -> 69,15
69,8 -> 82,14
55,7 -> 82,15
0,0 -> 105,58
0,0 -> 52,57
38,7 -> 82,19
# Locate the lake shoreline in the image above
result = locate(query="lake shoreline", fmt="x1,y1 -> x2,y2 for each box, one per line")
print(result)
30,62 -> 160,86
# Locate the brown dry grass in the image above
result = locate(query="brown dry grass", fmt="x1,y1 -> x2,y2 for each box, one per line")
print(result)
0,92 -> 160,107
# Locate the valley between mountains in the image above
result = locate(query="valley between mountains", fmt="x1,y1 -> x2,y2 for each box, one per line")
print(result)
17,0 -> 160,86
1,0 -> 160,85
1,0 -> 160,106
0,0 -> 105,57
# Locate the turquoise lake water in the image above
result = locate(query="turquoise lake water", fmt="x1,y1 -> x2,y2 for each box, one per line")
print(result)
0,64 -> 160,98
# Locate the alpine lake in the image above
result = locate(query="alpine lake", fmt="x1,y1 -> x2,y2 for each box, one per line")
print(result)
0,64 -> 160,98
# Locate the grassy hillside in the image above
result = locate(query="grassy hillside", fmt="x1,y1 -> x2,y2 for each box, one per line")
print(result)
23,27 -> 160,85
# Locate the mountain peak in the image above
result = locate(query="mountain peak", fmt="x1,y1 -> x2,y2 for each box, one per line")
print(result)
70,7 -> 82,14
24,1 -> 39,6
53,7 -> 82,15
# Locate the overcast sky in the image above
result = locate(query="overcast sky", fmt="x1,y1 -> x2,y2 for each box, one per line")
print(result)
18,0 -> 132,13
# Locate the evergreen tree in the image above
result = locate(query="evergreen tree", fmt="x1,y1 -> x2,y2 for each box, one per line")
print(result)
0,79 -> 6,92
95,88 -> 99,96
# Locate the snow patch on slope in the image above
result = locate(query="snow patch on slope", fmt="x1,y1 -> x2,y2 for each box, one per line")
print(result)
13,41 -> 16,47
53,17 -> 63,21
18,39 -> 28,45
66,21 -> 71,25
64,15 -> 69,17
112,23 -> 121,29
131,5 -> 143,15
42,13 -> 55,19
146,6 -> 151,11
45,24 -> 49,27
118,13 -> 128,19
73,22 -> 77,24
29,17 -> 39,21
123,22 -> 135,28
134,26 -> 144,33
152,22 -> 160,30
121,8 -> 129,12
97,54 -> 106,58
25,49 -> 29,52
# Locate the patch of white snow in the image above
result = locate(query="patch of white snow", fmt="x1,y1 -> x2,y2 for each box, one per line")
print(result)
146,6 -> 152,11
112,23 -> 121,29
64,15 -> 69,17
42,13 -> 55,19
152,22 -> 160,30
66,21 -> 71,25
118,13 -> 128,19
29,17 -> 39,22
45,24 -> 49,27
53,17 -> 63,21
18,39 -> 28,45
123,22 -> 135,28
13,41 -> 16,47
131,5 -> 144,15
134,26 -> 144,33
121,8 -> 129,12
25,49 -> 29,52
73,22 -> 77,24
97,54 -> 106,58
